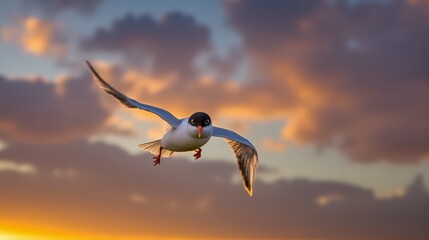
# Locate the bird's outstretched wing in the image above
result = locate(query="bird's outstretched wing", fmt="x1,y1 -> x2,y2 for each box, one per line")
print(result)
86,60 -> 181,127
212,127 -> 258,196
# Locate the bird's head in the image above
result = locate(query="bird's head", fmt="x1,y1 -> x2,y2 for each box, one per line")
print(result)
187,112 -> 213,138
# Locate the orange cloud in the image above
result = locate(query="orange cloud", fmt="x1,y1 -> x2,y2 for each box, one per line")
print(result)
2,17 -> 67,58
260,137 -> 287,152
103,115 -> 136,136
20,17 -> 67,57
123,70 -> 173,95
227,0 -> 429,162
90,60 -> 292,122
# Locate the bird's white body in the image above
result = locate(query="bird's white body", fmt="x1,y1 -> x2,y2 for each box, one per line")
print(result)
161,117 -> 212,151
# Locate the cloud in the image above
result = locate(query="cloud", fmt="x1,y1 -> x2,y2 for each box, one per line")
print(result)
316,193 -> 344,206
0,140 -> 428,239
2,17 -> 68,58
86,60 -> 291,123
1,26 -> 15,42
82,12 -> 210,77
51,168 -> 77,179
78,12 -> 289,145
408,0 -> 429,10
23,0 -> 104,16
24,17 -> 68,58
0,73 -> 115,143
260,137 -> 287,152
225,0 -> 429,162
0,160 -> 37,175
21,17 -> 67,57
79,2 -> 429,163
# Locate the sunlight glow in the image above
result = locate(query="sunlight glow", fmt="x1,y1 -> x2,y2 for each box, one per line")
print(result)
0,231 -> 50,240
0,228 -> 209,240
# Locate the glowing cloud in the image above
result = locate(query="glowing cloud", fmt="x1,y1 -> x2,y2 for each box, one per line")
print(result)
260,137 -> 287,152
21,17 -> 67,57
0,160 -> 37,175
227,0 -> 429,162
2,17 -> 67,58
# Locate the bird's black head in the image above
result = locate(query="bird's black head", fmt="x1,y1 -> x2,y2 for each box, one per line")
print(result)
188,112 -> 211,127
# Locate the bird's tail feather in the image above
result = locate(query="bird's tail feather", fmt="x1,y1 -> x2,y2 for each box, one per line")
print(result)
138,140 -> 175,158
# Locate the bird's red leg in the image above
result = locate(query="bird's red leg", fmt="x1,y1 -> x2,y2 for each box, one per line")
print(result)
193,148 -> 202,160
153,147 -> 163,166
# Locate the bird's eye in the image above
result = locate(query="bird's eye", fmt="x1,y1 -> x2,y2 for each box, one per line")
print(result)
190,118 -> 196,125
204,119 -> 210,125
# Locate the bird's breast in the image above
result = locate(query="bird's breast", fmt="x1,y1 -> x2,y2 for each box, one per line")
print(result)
161,127 -> 211,152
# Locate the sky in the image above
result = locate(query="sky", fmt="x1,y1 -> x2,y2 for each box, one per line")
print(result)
1,0 -> 429,239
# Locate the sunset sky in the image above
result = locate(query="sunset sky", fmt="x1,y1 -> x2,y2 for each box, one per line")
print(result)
1,0 -> 429,239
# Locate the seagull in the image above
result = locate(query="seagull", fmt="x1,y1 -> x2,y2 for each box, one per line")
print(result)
86,61 -> 258,196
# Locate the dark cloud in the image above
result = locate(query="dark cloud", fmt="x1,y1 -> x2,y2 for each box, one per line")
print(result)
0,140 -> 428,239
226,0 -> 429,162
81,12 -> 210,77
205,47 -> 247,81
24,0 -> 104,16
0,74 -> 112,143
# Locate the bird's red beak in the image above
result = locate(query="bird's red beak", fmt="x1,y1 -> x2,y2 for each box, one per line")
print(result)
197,126 -> 203,138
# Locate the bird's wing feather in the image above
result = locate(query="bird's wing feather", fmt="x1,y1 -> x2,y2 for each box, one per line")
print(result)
86,60 -> 181,127
212,126 -> 258,196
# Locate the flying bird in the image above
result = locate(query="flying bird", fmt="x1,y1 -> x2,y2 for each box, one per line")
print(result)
86,60 -> 258,196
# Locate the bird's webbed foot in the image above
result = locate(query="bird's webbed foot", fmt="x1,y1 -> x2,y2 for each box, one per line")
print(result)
193,148 -> 202,160
153,155 -> 161,166
153,147 -> 163,166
